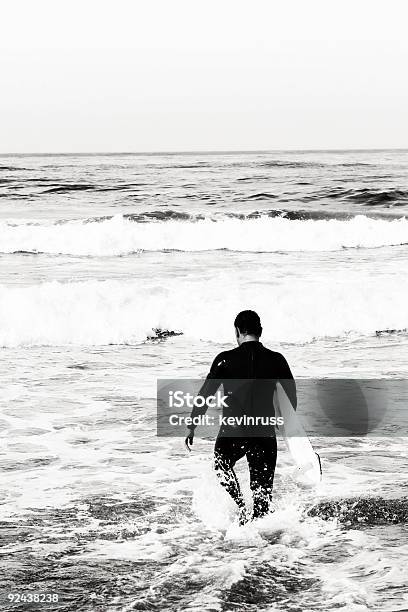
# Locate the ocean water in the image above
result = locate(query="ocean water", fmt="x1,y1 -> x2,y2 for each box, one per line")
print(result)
0,150 -> 407,611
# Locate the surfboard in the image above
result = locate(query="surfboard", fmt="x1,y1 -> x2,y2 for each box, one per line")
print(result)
274,382 -> 322,487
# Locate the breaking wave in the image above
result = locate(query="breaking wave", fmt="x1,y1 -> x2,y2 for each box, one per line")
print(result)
1,214 -> 408,256
1,273 -> 406,347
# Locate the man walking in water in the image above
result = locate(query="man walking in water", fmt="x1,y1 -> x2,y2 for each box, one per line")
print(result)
185,310 -> 296,524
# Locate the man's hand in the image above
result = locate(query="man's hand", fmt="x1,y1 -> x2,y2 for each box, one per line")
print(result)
185,428 -> 194,452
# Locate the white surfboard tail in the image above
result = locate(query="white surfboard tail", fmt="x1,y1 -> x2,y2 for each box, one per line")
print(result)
274,382 -> 322,487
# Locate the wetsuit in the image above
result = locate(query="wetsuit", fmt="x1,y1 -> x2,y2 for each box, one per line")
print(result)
190,341 -> 296,519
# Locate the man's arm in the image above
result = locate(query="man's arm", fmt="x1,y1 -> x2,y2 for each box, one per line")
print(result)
277,354 -> 297,410
185,352 -> 226,450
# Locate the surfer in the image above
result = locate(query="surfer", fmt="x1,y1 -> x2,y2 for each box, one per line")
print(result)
185,310 -> 296,523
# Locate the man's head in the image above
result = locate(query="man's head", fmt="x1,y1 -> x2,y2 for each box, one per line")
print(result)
234,310 -> 262,345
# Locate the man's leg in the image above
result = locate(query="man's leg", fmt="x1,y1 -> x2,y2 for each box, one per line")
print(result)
214,436 -> 247,521
246,436 -> 277,519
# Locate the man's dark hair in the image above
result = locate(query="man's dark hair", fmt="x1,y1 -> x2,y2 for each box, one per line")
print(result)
234,310 -> 262,337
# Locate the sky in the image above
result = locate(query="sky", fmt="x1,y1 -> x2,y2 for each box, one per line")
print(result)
1,0 -> 407,153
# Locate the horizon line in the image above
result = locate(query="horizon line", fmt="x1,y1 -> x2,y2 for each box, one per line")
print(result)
1,147 -> 408,157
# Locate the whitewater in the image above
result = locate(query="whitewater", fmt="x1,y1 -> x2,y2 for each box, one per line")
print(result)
1,271 -> 408,347
1,150 -> 407,612
1,213 -> 408,255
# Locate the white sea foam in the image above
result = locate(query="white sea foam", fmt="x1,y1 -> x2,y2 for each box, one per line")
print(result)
1,214 -> 408,255
0,273 -> 407,347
